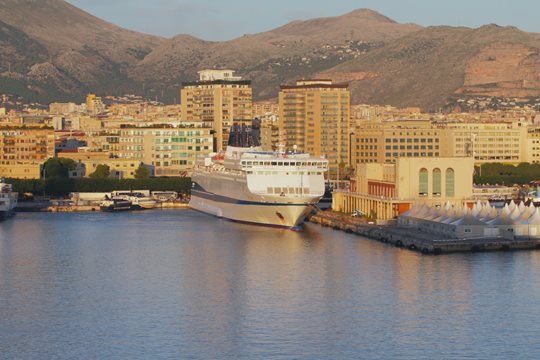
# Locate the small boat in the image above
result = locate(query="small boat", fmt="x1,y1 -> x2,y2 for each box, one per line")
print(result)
111,191 -> 158,210
99,198 -> 132,212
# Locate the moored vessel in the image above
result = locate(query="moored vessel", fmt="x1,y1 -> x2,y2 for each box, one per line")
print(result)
99,197 -> 132,212
0,180 -> 17,220
189,125 -> 328,228
111,191 -> 159,210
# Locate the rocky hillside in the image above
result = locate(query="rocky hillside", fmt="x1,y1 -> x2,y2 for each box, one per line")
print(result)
130,9 -> 421,100
0,0 -> 164,102
323,24 -> 540,110
2,1 -> 540,110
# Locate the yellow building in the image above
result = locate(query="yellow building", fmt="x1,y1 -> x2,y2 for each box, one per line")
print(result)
0,125 -> 55,179
260,120 -> 280,151
279,79 -> 350,176
86,94 -> 106,115
0,163 -> 41,179
55,150 -> 144,179
181,70 -> 252,151
333,157 -> 475,220
253,101 -> 279,118
83,158 -> 144,179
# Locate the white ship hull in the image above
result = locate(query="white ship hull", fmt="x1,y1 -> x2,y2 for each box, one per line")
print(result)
189,193 -> 315,228
189,146 -> 327,229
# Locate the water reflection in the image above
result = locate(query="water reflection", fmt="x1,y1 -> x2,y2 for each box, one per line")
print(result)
1,211 -> 540,359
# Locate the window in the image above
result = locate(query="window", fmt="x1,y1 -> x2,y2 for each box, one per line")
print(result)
446,168 -> 455,197
419,168 -> 428,197
432,168 -> 441,197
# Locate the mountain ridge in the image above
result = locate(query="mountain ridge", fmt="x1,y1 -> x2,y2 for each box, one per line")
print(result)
1,1 -> 540,110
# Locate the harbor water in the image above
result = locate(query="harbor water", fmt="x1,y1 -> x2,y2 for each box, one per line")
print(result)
1,210 -> 540,359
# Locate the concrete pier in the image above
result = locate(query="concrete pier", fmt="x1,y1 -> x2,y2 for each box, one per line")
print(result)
309,211 -> 540,254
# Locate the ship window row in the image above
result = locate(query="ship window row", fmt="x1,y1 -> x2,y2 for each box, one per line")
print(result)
267,187 -> 310,195
242,161 -> 326,167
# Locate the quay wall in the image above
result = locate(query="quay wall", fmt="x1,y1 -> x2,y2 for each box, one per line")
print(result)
16,202 -> 189,213
309,211 -> 540,254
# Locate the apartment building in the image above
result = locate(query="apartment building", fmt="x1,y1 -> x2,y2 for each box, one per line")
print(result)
439,121 -> 528,164
253,101 -> 279,118
260,120 -> 280,151
86,94 -> 106,115
0,125 -> 55,179
181,70 -> 252,151
353,119 -> 531,167
278,79 -> 350,176
351,119 -> 442,166
117,125 -> 213,176
525,126 -> 540,164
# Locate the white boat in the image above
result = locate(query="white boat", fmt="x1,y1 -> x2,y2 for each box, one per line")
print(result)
0,180 -> 17,220
99,198 -> 132,212
189,145 -> 328,229
111,191 -> 159,210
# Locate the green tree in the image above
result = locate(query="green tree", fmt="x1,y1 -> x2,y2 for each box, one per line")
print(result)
134,165 -> 150,179
43,158 -> 77,179
89,164 -> 110,179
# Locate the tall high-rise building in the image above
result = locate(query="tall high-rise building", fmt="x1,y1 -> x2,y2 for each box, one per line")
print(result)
279,79 -> 350,176
181,70 -> 252,151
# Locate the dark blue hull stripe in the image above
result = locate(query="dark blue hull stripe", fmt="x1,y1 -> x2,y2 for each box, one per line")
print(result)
191,189 -> 309,207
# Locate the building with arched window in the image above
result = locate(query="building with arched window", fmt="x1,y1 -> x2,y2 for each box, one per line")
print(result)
332,157 -> 474,221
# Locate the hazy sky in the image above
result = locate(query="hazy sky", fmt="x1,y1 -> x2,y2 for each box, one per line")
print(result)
67,0 -> 539,40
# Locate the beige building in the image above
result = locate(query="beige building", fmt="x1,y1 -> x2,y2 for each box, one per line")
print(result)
181,70 -> 252,151
351,119 -> 443,167
525,126 -> 540,164
333,157 -> 475,220
279,79 -> 350,176
0,125 -> 55,179
117,125 -> 213,176
352,119 -> 531,167
439,121 -> 528,164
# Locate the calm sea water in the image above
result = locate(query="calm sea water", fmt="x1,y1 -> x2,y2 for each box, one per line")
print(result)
1,210 -> 540,359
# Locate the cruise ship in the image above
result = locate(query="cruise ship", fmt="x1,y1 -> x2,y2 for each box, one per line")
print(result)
189,125 -> 328,228
0,180 -> 17,220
